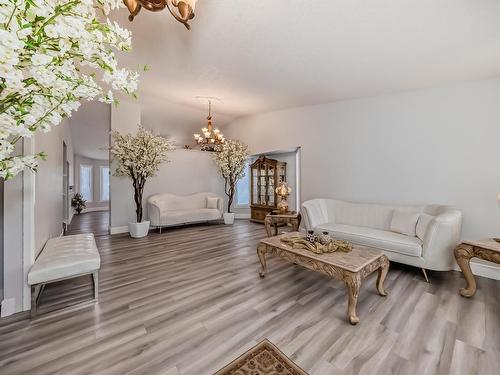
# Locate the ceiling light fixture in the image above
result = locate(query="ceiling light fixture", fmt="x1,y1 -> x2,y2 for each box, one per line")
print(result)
194,99 -> 225,152
123,0 -> 197,30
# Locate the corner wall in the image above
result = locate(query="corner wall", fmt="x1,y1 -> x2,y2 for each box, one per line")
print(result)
223,78 -> 500,241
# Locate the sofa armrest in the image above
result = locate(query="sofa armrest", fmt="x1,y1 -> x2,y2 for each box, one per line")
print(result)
217,197 -> 224,214
301,199 -> 329,231
148,201 -> 162,226
422,210 -> 462,270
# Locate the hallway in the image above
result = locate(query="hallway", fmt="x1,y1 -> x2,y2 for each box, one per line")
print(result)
66,211 -> 109,237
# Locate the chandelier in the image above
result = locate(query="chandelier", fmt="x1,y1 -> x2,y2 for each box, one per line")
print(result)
123,0 -> 197,30
194,100 -> 225,151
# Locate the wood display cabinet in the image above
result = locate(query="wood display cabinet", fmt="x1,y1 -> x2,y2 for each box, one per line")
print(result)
250,155 -> 287,223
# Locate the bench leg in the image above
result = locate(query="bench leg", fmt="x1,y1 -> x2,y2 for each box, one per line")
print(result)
30,284 -> 45,319
92,271 -> 99,300
31,285 -> 38,319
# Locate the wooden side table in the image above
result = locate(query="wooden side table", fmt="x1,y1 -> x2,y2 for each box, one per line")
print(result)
454,239 -> 500,297
264,212 -> 301,237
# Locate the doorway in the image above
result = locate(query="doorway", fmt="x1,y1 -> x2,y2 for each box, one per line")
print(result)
62,142 -> 70,228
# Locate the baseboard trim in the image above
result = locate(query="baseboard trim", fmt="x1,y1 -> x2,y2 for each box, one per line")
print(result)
454,260 -> 500,281
82,206 -> 109,213
235,214 -> 251,219
1,298 -> 16,317
110,226 -> 129,235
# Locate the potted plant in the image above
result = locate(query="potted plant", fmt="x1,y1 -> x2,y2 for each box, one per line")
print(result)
110,126 -> 173,238
71,193 -> 87,214
213,140 -> 249,224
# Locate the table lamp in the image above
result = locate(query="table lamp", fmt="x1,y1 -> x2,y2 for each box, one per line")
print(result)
275,182 -> 292,213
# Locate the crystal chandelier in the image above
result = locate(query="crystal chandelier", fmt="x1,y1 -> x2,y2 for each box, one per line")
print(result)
123,0 -> 197,30
194,100 -> 225,151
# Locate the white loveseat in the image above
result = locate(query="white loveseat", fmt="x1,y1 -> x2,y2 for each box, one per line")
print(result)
148,192 -> 223,232
301,199 -> 462,273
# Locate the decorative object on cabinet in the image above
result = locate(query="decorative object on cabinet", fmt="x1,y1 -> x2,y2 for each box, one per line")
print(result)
250,156 -> 287,222
275,181 -> 292,213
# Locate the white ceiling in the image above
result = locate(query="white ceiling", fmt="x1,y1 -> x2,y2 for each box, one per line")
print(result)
112,0 -> 500,119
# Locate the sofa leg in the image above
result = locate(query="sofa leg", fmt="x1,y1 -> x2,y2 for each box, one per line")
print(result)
421,268 -> 430,283
159,226 -> 162,234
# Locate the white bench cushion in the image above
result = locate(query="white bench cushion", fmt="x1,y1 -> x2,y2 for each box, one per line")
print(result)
28,234 -> 100,285
316,223 -> 423,257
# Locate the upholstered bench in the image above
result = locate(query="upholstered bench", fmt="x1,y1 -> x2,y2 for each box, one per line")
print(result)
28,233 -> 101,318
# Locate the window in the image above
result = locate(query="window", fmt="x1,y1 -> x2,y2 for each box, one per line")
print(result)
79,165 -> 93,202
236,160 -> 250,206
100,166 -> 110,201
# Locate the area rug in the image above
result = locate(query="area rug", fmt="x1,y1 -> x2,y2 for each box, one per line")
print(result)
213,339 -> 309,375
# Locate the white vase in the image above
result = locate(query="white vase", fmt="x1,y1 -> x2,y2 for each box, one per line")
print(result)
128,221 -> 150,238
223,213 -> 235,225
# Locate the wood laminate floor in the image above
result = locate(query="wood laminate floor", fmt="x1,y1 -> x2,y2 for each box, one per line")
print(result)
66,211 -> 109,236
1,221 -> 499,375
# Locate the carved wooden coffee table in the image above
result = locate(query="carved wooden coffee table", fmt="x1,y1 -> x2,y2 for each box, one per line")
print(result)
257,232 -> 390,325
454,239 -> 500,298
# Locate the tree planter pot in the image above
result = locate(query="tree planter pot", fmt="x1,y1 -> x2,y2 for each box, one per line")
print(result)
223,213 -> 235,225
128,221 -> 150,238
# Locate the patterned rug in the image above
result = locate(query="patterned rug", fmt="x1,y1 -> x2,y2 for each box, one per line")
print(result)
213,339 -> 309,375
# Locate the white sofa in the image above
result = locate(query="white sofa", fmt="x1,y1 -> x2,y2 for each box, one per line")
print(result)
301,199 -> 462,274
148,192 -> 223,232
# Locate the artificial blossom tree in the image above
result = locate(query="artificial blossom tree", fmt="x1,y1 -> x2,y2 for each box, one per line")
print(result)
212,139 -> 249,214
0,0 -> 139,180
110,126 -> 173,223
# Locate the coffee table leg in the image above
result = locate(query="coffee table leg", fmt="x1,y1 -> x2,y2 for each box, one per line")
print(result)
454,244 -> 477,298
345,273 -> 361,325
257,244 -> 268,278
376,256 -> 389,297
264,218 -> 273,237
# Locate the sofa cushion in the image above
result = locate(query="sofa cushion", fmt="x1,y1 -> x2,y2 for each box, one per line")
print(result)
416,213 -> 434,241
390,210 -> 420,236
206,196 -> 219,209
316,223 -> 423,257
161,208 -> 221,225
331,200 -> 395,230
28,234 -> 100,285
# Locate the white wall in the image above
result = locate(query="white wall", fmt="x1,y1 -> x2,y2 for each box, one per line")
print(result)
74,155 -> 109,210
223,78 -> 500,240
34,119 -> 74,256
